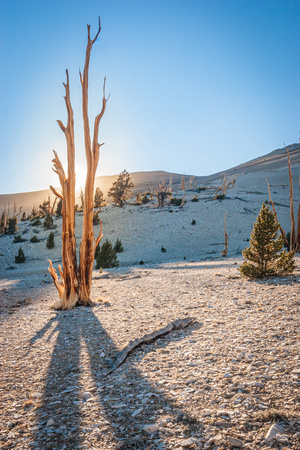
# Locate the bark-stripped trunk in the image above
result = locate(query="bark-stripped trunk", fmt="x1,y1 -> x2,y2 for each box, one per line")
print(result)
48,18 -> 107,309
287,148 -> 296,250
266,178 -> 289,250
297,173 -> 300,252
266,148 -> 300,253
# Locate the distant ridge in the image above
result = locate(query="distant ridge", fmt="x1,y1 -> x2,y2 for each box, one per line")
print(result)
205,143 -> 300,181
0,144 -> 299,213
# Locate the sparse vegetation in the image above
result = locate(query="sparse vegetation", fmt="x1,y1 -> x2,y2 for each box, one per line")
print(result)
95,239 -> 119,269
7,217 -> 18,234
170,197 -> 185,206
56,198 -> 63,216
30,235 -> 40,243
266,148 -> 300,252
93,212 -> 100,225
114,238 -> 124,253
213,175 -> 237,200
155,181 -> 172,207
135,193 -> 142,204
43,213 -> 54,230
142,193 -> 150,204
20,212 -> 28,222
13,234 -> 26,243
46,232 -> 55,249
239,203 -> 295,278
39,197 -> 51,217
94,187 -> 106,208
31,218 -> 42,226
15,246 -> 25,263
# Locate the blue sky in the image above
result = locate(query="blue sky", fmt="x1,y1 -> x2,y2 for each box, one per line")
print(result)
1,0 -> 300,194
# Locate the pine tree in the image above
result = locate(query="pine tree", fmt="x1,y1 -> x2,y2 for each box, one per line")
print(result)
94,187 -> 106,208
46,232 -> 55,249
240,203 -> 295,278
108,170 -> 134,207
7,217 -> 18,234
95,239 -> 119,269
15,246 -> 25,263
56,198 -> 63,216
93,212 -> 100,225
39,198 -> 51,217
114,238 -> 123,253
44,213 -> 54,229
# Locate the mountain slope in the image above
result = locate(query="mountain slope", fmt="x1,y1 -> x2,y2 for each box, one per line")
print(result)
0,144 -> 299,213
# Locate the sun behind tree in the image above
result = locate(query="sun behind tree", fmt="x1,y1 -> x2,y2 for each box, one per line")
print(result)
239,203 -> 295,278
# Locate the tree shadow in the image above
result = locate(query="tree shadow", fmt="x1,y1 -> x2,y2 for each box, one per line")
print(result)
30,308 -> 203,449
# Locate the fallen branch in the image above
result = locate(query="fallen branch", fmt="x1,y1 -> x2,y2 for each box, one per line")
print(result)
105,317 -> 195,376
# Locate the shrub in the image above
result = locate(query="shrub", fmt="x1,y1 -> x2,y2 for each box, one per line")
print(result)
95,239 -> 119,269
7,217 -> 18,234
93,212 -> 100,225
197,186 -> 206,192
15,246 -> 25,263
191,219 -> 196,225
239,203 -> 295,278
284,231 -> 291,250
46,232 -> 55,249
39,198 -> 51,217
30,235 -> 40,243
142,194 -> 149,204
43,213 -> 54,230
135,193 -> 142,204
56,198 -> 63,216
215,194 -> 225,200
31,218 -> 42,226
30,208 -> 38,218
161,246 -> 167,253
114,238 -> 124,253
13,234 -> 26,243
170,197 -> 184,206
191,195 -> 199,202
20,212 -> 28,222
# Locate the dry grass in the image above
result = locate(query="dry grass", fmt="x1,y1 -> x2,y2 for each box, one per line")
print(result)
255,407 -> 293,422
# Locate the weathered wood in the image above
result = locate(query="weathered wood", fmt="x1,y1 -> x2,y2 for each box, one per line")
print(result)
48,18 -> 107,309
221,211 -> 229,257
105,317 -> 195,376
78,19 -> 108,304
266,178 -> 289,250
297,173 -> 300,252
287,148 -> 296,250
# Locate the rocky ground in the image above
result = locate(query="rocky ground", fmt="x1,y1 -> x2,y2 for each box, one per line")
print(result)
0,256 -> 299,449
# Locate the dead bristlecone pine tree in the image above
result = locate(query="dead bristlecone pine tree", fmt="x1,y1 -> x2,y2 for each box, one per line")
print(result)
48,17 -> 108,310
239,203 -> 295,278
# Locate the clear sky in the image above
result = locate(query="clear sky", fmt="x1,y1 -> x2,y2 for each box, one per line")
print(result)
1,0 -> 300,194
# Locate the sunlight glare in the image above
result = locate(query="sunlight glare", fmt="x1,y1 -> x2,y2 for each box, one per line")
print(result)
75,165 -> 86,193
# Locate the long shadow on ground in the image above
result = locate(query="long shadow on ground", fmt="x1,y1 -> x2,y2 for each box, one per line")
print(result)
30,308 -> 202,449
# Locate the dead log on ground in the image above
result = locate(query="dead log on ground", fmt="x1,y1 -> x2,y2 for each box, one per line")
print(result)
105,317 -> 195,376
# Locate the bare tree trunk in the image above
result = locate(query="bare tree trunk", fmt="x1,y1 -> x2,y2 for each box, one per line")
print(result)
296,173 -> 300,252
221,211 -> 229,257
48,18 -> 107,309
287,149 -> 296,250
78,19 -> 107,304
48,68 -> 78,310
266,178 -> 289,250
